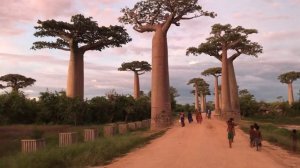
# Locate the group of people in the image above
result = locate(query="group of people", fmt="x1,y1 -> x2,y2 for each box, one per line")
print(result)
179,110 -> 208,127
249,123 -> 262,151
179,111 -> 196,127
227,119 -> 262,150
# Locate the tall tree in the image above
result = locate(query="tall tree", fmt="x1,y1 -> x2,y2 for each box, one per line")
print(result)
119,0 -> 215,129
32,14 -> 131,99
187,78 -> 203,112
278,71 -> 300,105
0,74 -> 36,92
202,67 -> 221,115
187,24 -> 262,119
190,78 -> 210,112
118,61 -> 151,99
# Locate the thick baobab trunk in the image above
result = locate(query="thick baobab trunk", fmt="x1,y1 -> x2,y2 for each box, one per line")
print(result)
288,83 -> 294,105
221,49 -> 233,119
133,72 -> 140,99
228,60 -> 240,119
214,76 -> 221,115
67,49 -> 84,99
194,83 -> 200,112
203,96 -> 207,113
151,27 -> 171,130
200,93 -> 205,113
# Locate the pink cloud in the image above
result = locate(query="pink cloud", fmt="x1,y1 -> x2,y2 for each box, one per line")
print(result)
0,0 -> 77,36
233,12 -> 290,21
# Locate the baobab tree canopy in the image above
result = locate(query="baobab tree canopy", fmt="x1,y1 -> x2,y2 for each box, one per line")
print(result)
187,78 -> 204,85
119,0 -> 216,33
278,71 -> 300,84
0,74 -> 36,92
31,14 -> 131,52
190,78 -> 210,95
186,23 -> 263,59
202,67 -> 222,77
118,61 -> 152,74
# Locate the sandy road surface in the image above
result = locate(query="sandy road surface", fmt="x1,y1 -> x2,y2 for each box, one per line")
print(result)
96,117 -> 300,168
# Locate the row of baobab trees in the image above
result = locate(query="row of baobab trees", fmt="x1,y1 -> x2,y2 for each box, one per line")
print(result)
25,0 -> 299,130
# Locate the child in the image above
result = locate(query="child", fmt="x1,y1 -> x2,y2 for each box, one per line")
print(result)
196,112 -> 202,124
254,126 -> 262,151
180,112 -> 185,127
227,118 -> 237,148
249,125 -> 255,147
291,129 -> 298,152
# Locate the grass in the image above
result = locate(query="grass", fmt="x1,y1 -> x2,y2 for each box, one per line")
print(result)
244,116 -> 300,125
239,120 -> 299,154
0,125 -> 105,158
0,130 -> 165,168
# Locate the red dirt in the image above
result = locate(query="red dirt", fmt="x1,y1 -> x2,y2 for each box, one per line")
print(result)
96,116 -> 300,168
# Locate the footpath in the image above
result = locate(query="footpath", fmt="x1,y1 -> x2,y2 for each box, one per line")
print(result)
97,116 -> 300,168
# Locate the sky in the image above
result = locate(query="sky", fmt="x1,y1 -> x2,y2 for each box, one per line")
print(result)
0,0 -> 300,104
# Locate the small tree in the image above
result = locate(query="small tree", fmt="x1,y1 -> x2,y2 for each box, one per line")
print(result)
120,0 -> 216,129
239,89 -> 258,117
187,24 -> 262,119
202,67 -> 221,115
32,14 -> 131,99
118,61 -> 151,99
0,74 -> 36,92
278,71 -> 300,105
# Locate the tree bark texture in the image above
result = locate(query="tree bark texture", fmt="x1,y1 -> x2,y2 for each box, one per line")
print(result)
133,72 -> 140,99
66,49 -> 84,99
214,76 -> 221,115
288,83 -> 294,105
228,60 -> 241,118
194,82 -> 200,112
151,27 -> 171,130
221,49 -> 233,119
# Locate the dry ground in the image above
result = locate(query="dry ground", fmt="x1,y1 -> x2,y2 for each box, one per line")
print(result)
96,116 -> 300,168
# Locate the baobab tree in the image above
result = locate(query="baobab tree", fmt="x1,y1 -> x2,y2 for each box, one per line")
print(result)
202,67 -> 221,115
0,74 -> 36,92
191,79 -> 210,112
118,61 -> 151,99
119,0 -> 216,129
187,78 -> 203,112
278,71 -> 300,105
187,24 -> 262,119
32,14 -> 131,99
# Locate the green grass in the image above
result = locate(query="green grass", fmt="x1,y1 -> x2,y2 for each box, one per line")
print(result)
0,130 -> 165,168
244,116 -> 300,125
0,125 -> 104,158
239,120 -> 299,154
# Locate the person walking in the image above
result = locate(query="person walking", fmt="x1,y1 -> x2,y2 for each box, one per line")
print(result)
187,111 -> 193,123
249,125 -> 255,147
254,126 -> 262,151
227,118 -> 237,148
179,112 -> 185,127
196,111 -> 202,124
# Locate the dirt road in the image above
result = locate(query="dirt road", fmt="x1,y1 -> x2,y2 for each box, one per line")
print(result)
97,117 -> 300,168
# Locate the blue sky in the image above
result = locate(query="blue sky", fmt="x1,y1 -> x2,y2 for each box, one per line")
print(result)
0,0 -> 300,104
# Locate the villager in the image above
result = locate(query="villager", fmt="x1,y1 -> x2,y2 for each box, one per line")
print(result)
207,109 -> 212,119
196,111 -> 202,124
254,126 -> 262,151
180,112 -> 185,127
227,118 -> 237,148
187,111 -> 193,123
249,125 -> 255,147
